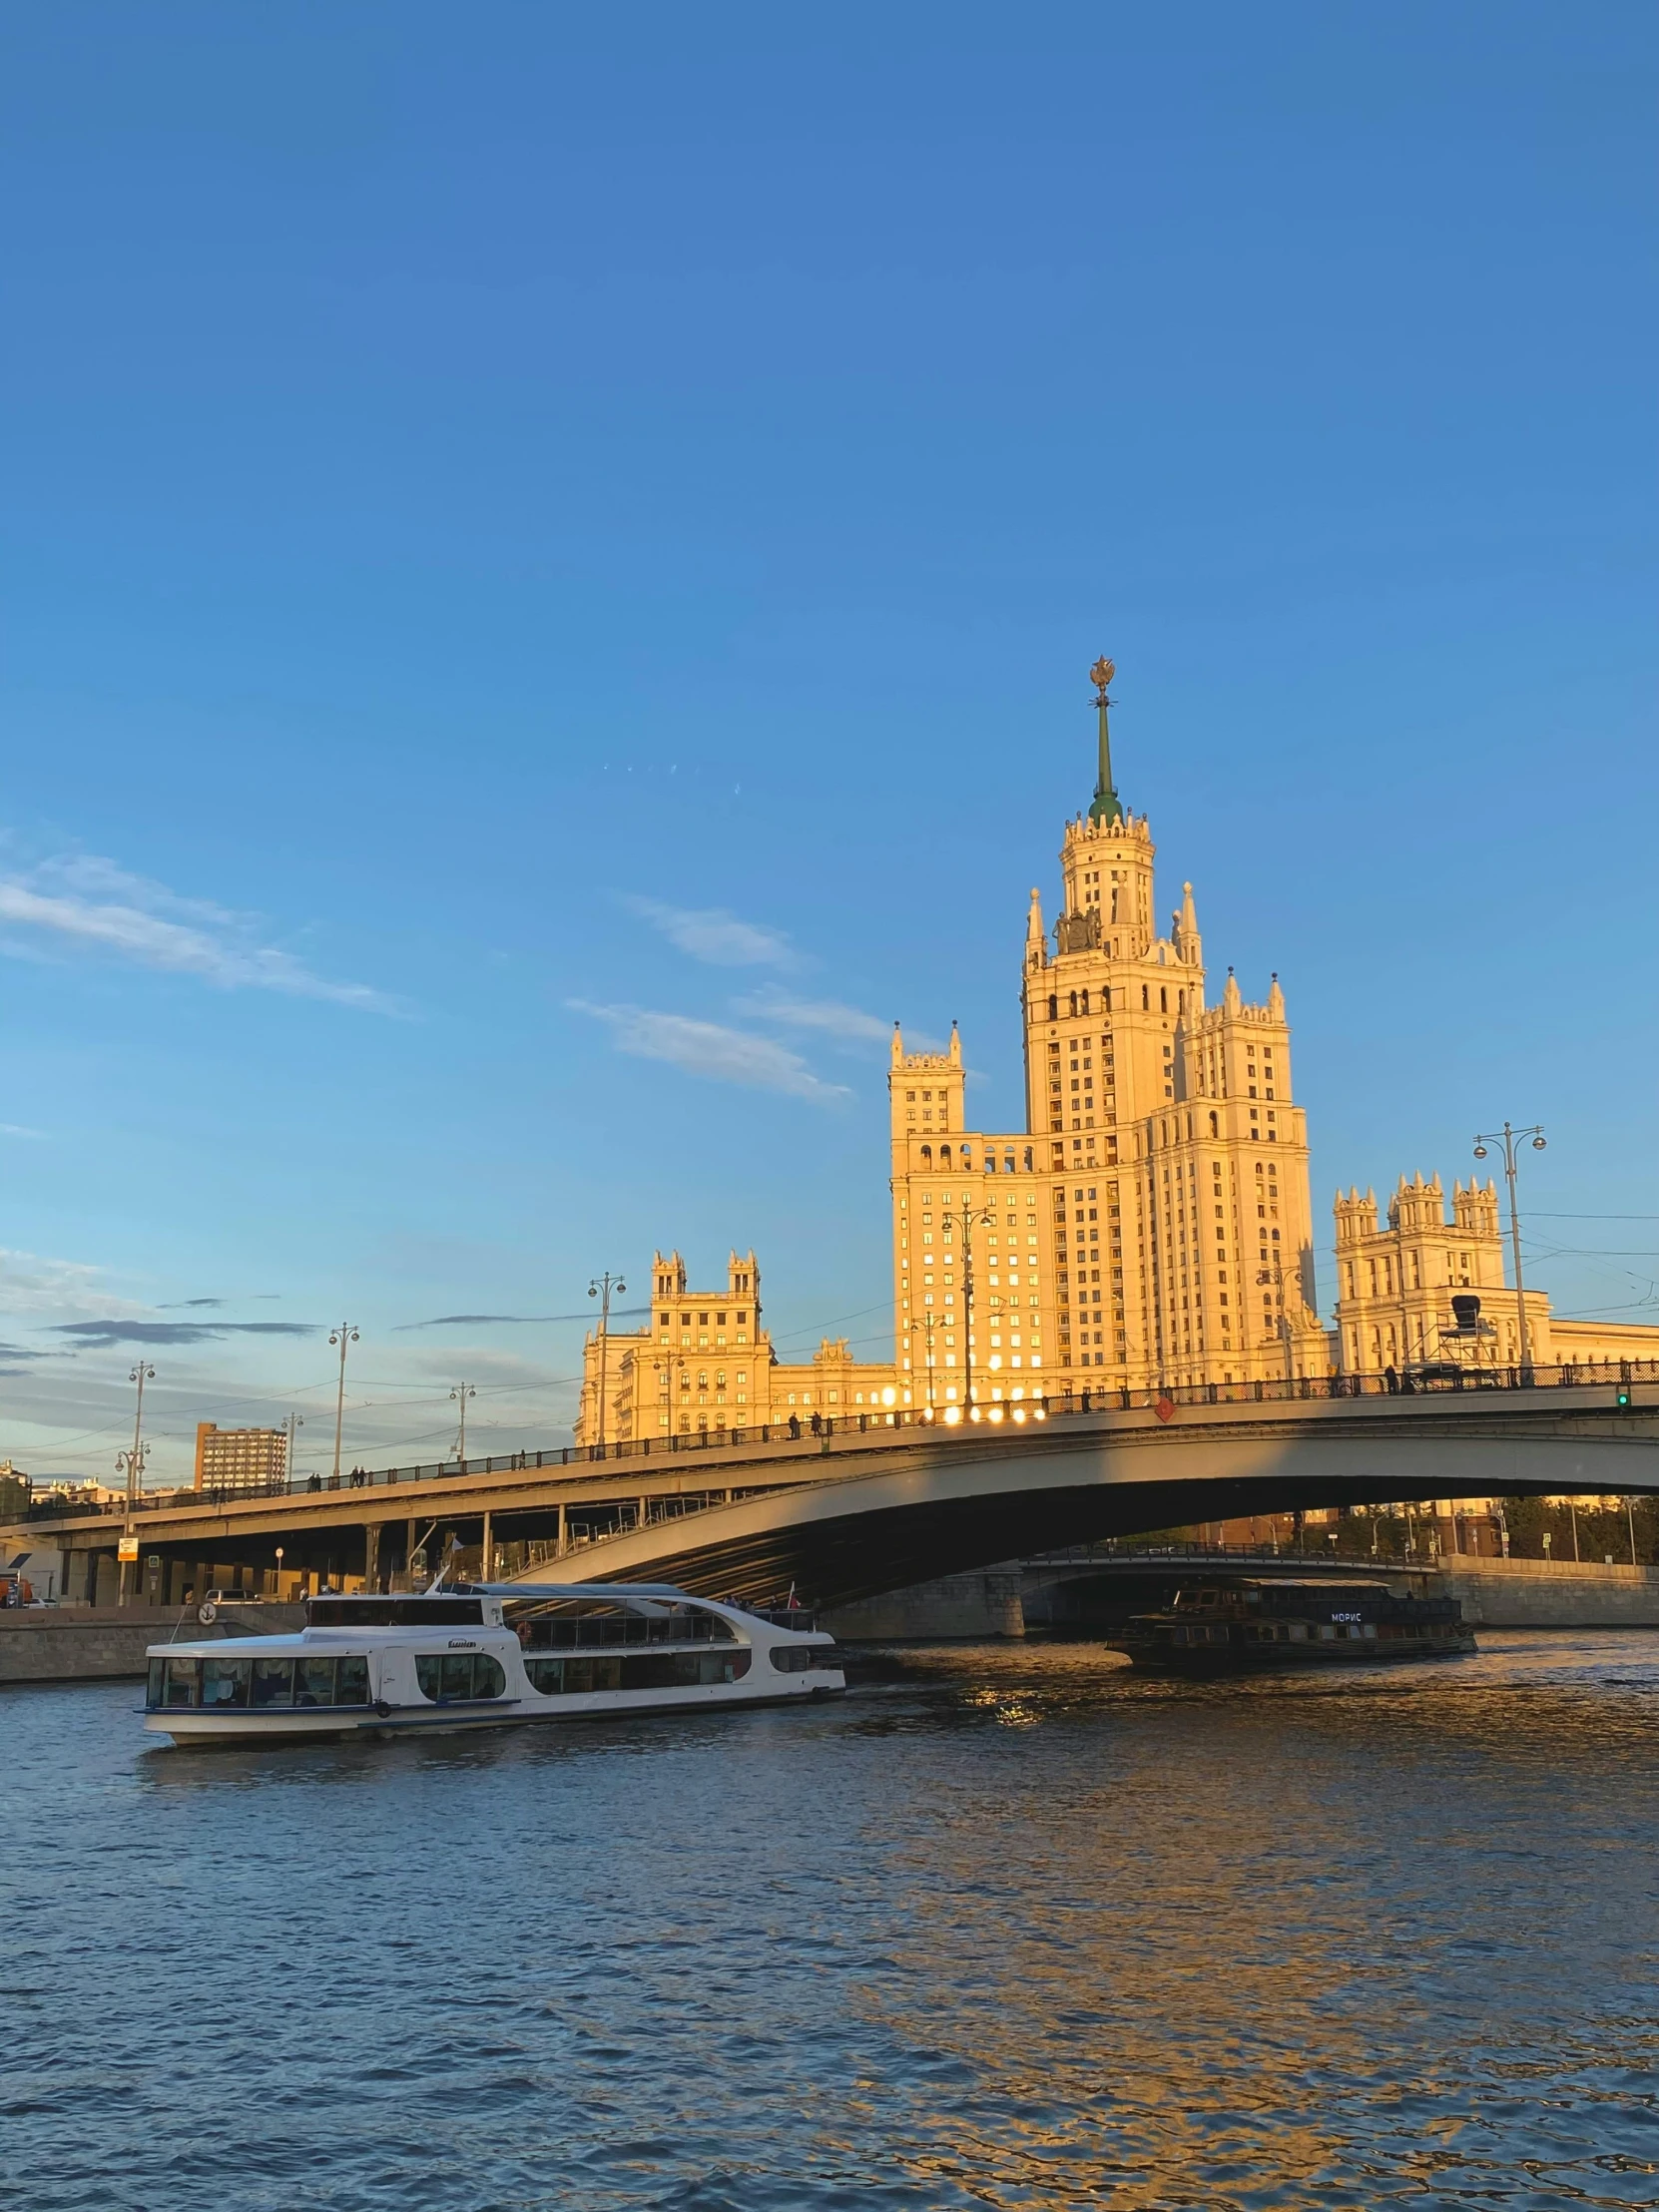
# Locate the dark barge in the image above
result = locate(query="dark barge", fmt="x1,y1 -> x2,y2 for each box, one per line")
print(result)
1106,1576 -> 1475,1674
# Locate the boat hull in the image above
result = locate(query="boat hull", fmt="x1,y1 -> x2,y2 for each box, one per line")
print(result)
145,1678 -> 844,1747
1107,1632 -> 1474,1675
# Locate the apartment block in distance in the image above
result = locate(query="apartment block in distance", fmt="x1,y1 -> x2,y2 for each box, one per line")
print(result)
194,1422 -> 288,1494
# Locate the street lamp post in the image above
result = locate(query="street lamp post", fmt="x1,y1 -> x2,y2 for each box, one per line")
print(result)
1472,1122 -> 1546,1384
657,1345 -> 683,1443
116,1362 -> 155,1606
907,1311 -> 938,1414
1256,1258 -> 1296,1384
449,1382 -> 476,1464
328,1325 -> 359,1484
588,1272 -> 627,1450
947,1198 -> 996,1416
1392,1202 -> 1418,1375
283,1411 -> 303,1493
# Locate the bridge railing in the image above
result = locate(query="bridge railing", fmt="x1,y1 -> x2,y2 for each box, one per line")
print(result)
37,1356 -> 1658,1523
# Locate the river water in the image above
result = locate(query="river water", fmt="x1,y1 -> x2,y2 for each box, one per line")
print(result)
6,1632 -> 1659,2210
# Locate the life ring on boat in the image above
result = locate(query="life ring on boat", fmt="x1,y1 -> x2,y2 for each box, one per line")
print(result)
197,1601 -> 218,1625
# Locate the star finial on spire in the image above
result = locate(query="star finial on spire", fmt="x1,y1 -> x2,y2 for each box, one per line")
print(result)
1087,654 -> 1123,827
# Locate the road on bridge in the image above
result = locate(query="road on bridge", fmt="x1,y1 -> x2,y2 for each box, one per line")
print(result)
18,1382 -> 1647,1608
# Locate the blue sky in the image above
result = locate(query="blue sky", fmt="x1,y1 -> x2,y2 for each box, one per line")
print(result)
2,3 -> 1654,1482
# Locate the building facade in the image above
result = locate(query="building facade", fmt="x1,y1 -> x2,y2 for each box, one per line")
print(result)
1335,1173 -> 1659,1378
575,1249 -> 900,1444
194,1422 -> 288,1494
887,660 -> 1327,1402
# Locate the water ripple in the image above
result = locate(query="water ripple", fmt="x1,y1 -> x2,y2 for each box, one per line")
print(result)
6,1633 -> 1659,2207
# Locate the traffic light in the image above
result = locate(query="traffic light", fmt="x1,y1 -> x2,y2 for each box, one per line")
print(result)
1616,1385 -> 1633,1408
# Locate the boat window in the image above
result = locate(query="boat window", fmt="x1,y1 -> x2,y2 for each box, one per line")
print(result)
202,1658 -> 252,1710
148,1652 -> 370,1712
308,1597 -> 483,1628
510,1600 -> 738,1651
252,1658 -> 295,1707
525,1650 -> 752,1694
295,1657 -> 337,1707
415,1652 -> 509,1702
769,1645 -> 834,1673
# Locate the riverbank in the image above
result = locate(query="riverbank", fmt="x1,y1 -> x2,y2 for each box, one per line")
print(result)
837,1554 -> 1659,1641
0,1603 -> 306,1684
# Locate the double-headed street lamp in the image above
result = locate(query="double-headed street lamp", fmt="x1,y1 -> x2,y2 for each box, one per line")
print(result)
945,1198 -> 996,1417
1472,1122 -> 1546,1384
588,1272 -> 626,1449
116,1362 -> 155,1604
1256,1258 -> 1296,1384
328,1325 -> 359,1483
449,1382 -> 476,1463
906,1311 -> 938,1414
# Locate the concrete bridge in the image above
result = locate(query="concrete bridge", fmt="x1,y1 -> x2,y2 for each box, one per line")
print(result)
11,1377 -> 1656,1610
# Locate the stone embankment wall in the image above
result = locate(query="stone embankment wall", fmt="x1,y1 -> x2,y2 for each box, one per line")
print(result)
828,1557 -> 1659,1640
1436,1556 -> 1659,1627
0,1604 -> 307,1685
824,1570 -> 1026,1642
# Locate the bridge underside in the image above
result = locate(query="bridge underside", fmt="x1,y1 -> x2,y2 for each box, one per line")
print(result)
545,1466 -> 1621,1609
21,1397 -> 1658,1612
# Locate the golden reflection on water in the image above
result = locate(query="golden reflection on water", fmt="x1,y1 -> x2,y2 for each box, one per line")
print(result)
843,1637 -> 1659,2208
9,1633 -> 1659,2210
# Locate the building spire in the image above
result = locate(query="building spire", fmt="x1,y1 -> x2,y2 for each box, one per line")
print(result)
1087,655 -> 1123,827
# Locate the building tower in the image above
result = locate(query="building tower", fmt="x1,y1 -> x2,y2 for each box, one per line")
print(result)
889,658 -> 1326,1404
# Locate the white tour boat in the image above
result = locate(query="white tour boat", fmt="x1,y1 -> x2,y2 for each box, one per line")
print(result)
142,1582 -> 844,1748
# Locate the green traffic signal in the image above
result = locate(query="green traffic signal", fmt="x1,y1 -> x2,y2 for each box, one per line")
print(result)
1616,1385 -> 1632,1407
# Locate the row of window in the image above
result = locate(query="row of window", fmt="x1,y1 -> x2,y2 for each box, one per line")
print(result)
911,1145 -> 1037,1173
415,1653 -> 508,1702
148,1654 -> 370,1711
519,1609 -> 737,1649
1044,984 -> 1186,1017
524,1651 -> 754,1694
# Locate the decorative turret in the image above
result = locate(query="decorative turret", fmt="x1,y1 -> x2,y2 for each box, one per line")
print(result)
1174,880 -> 1202,969
1025,887 -> 1046,970
1452,1178 -> 1501,1238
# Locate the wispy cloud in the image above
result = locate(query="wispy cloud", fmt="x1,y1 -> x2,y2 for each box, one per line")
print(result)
0,1248 -> 145,1324
395,1310 -> 650,1331
567,1001 -> 849,1102
50,1319 -> 320,1350
622,896 -> 796,969
731,988 -> 891,1044
160,1298 -> 226,1310
0,1123 -> 45,1140
0,850 -> 403,1013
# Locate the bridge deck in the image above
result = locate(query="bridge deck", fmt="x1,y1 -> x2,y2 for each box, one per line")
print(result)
9,1382 -> 1656,1607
